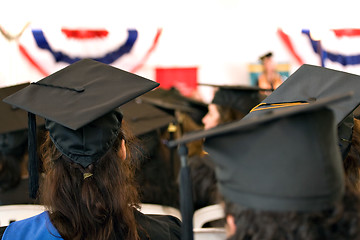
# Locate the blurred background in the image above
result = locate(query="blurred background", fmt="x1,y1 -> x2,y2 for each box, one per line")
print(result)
1,0 -> 359,102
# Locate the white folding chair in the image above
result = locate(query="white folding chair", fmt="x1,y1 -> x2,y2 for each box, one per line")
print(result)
193,204 -> 225,228
193,228 -> 226,240
0,204 -> 46,227
138,203 -> 182,220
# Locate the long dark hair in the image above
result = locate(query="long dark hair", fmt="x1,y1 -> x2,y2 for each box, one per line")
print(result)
39,122 -> 141,240
0,133 -> 28,192
225,183 -> 360,240
216,105 -> 246,125
344,118 -> 360,191
0,155 -> 22,192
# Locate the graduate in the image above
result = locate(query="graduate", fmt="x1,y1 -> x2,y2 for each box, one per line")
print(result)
257,51 -> 283,93
121,99 -> 180,208
0,83 -> 44,205
1,59 -> 181,240
168,91 -> 360,240
200,84 -> 267,130
245,64 -> 360,191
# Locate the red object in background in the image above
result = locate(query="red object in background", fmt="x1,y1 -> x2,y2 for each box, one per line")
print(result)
332,29 -> 360,38
61,29 -> 109,39
155,67 -> 198,97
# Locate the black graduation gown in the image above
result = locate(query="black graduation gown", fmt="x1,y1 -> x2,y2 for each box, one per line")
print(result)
0,210 -> 181,240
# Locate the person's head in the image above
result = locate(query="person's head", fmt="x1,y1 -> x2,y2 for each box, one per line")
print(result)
168,92 -> 352,240
202,86 -> 264,129
3,59 -> 159,240
202,104 -> 245,130
244,64 -> 360,196
39,114 -> 141,240
343,117 -> 360,191
224,183 -> 360,240
260,52 -> 276,72
204,103 -> 351,239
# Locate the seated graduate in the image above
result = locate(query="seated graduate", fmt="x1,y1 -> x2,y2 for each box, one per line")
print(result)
245,64 -> 360,193
139,87 -> 208,158
342,117 -> 360,190
1,59 -> 181,240
201,84 -> 267,130
168,91 -> 360,240
121,99 -> 180,208
257,51 -> 284,94
0,83 -> 44,205
186,84 -> 268,214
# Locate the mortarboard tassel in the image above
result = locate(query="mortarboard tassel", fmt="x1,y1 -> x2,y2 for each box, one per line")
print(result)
28,112 -> 39,199
178,144 -> 194,240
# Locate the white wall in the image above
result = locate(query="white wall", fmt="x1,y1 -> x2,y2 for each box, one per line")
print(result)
1,0 -> 360,92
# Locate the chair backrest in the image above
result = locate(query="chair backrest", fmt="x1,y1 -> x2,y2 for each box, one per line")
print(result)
138,203 -> 182,220
0,204 -> 45,227
193,204 -> 225,228
193,228 -> 226,240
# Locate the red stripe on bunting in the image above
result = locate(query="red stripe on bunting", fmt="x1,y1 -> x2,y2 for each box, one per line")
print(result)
156,67 -> 198,97
18,44 -> 49,76
332,29 -> 360,38
277,28 -> 304,65
61,29 -> 109,39
131,28 -> 163,73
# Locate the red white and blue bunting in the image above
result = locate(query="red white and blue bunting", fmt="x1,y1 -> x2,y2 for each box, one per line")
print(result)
18,26 -> 162,76
278,28 -> 360,74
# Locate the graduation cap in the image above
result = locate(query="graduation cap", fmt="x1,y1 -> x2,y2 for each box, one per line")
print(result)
3,59 -> 159,198
259,51 -> 273,61
121,99 -> 175,137
167,91 -> 351,216
139,87 -> 208,125
0,83 -> 44,155
200,84 -> 269,115
245,64 -> 360,158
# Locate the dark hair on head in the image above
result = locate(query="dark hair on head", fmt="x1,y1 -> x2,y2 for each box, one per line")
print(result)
225,182 -> 360,240
135,129 -> 180,208
344,118 -> 360,192
0,135 -> 28,192
39,121 -> 141,240
0,155 -> 22,192
216,105 -> 246,124
188,154 -> 219,210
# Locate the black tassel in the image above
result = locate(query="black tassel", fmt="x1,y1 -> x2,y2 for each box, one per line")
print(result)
28,112 -> 39,199
178,144 -> 194,240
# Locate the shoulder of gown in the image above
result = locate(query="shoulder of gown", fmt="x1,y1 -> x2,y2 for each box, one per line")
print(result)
134,209 -> 181,240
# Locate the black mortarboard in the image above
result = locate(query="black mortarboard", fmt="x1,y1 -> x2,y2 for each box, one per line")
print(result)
0,83 -> 30,135
168,91 -> 351,213
139,87 -> 208,125
3,59 -> 159,197
245,64 -> 360,158
121,99 -> 175,137
201,84 -> 269,115
0,83 -> 44,155
259,51 -> 273,61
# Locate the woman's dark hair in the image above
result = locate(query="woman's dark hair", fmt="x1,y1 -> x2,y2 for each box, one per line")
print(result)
216,105 -> 246,125
225,182 -> 360,240
39,121 -> 141,240
0,134 -> 28,192
188,154 -> 219,211
135,129 -> 179,208
0,155 -> 22,192
344,118 -> 360,191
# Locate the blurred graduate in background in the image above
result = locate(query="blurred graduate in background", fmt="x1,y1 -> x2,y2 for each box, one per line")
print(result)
0,83 -> 45,205
257,52 -> 284,94
169,88 -> 360,239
